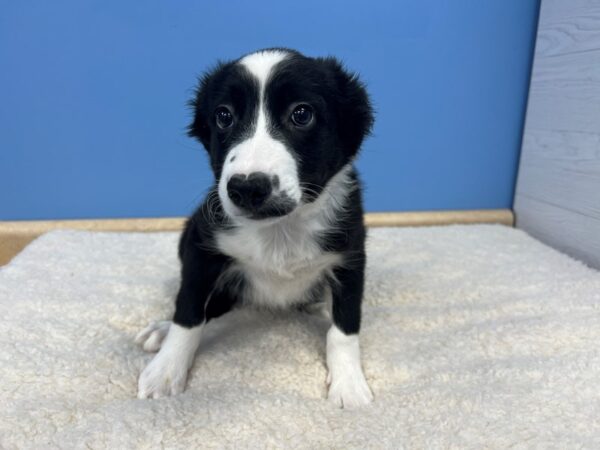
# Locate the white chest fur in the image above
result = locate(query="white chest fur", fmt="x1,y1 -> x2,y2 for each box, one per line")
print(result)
215,209 -> 341,308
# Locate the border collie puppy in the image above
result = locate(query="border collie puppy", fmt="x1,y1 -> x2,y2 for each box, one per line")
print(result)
136,48 -> 374,408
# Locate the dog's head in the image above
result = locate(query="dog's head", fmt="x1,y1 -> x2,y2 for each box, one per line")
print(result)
188,48 -> 373,222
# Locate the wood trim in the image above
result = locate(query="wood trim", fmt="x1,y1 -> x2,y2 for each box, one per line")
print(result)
0,209 -> 513,266
364,209 -> 513,228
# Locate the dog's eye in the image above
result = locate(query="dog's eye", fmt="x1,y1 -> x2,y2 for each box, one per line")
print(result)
290,104 -> 314,127
215,106 -> 234,129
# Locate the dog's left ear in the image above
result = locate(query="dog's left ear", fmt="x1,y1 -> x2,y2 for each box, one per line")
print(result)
323,58 -> 374,157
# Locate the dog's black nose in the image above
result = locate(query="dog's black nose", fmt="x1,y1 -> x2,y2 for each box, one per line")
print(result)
227,172 -> 272,210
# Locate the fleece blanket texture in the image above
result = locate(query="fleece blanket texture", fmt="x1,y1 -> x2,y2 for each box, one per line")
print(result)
1,225 -> 600,449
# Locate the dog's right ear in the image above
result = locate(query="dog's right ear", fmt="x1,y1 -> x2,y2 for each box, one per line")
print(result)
187,70 -> 214,151
188,61 -> 234,150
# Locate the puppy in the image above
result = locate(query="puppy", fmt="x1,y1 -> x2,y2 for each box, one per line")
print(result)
136,48 -> 374,408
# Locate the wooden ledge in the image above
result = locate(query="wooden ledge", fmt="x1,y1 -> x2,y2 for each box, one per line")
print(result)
0,209 -> 513,266
364,210 -> 513,228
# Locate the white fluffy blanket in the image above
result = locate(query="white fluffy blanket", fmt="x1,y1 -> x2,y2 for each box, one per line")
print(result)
1,225 -> 600,449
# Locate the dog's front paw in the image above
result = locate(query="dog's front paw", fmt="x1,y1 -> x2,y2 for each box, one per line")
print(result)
327,369 -> 373,409
137,350 -> 189,399
137,323 -> 202,399
135,321 -> 171,352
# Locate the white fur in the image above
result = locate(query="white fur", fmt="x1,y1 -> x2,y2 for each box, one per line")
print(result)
218,49 -> 301,220
134,320 -> 171,352
137,323 -> 202,399
215,164 -> 355,309
326,325 -> 373,408
239,50 -> 289,92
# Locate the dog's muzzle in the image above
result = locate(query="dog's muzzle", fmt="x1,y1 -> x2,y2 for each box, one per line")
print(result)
226,172 -> 296,220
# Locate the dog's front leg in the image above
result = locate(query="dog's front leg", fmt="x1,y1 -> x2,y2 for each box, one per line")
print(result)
137,227 -> 235,399
326,260 -> 373,408
137,321 -> 203,399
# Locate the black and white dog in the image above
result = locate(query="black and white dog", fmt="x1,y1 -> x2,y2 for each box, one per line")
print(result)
136,48 -> 374,408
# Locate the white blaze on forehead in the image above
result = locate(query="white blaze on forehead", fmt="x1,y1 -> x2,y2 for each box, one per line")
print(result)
218,49 -> 302,222
239,50 -> 289,92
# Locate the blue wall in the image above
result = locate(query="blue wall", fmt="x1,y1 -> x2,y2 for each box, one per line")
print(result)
0,1 -> 540,220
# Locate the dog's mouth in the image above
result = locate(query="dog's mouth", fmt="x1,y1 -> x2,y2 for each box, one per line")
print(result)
239,194 -> 298,221
220,172 -> 300,222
